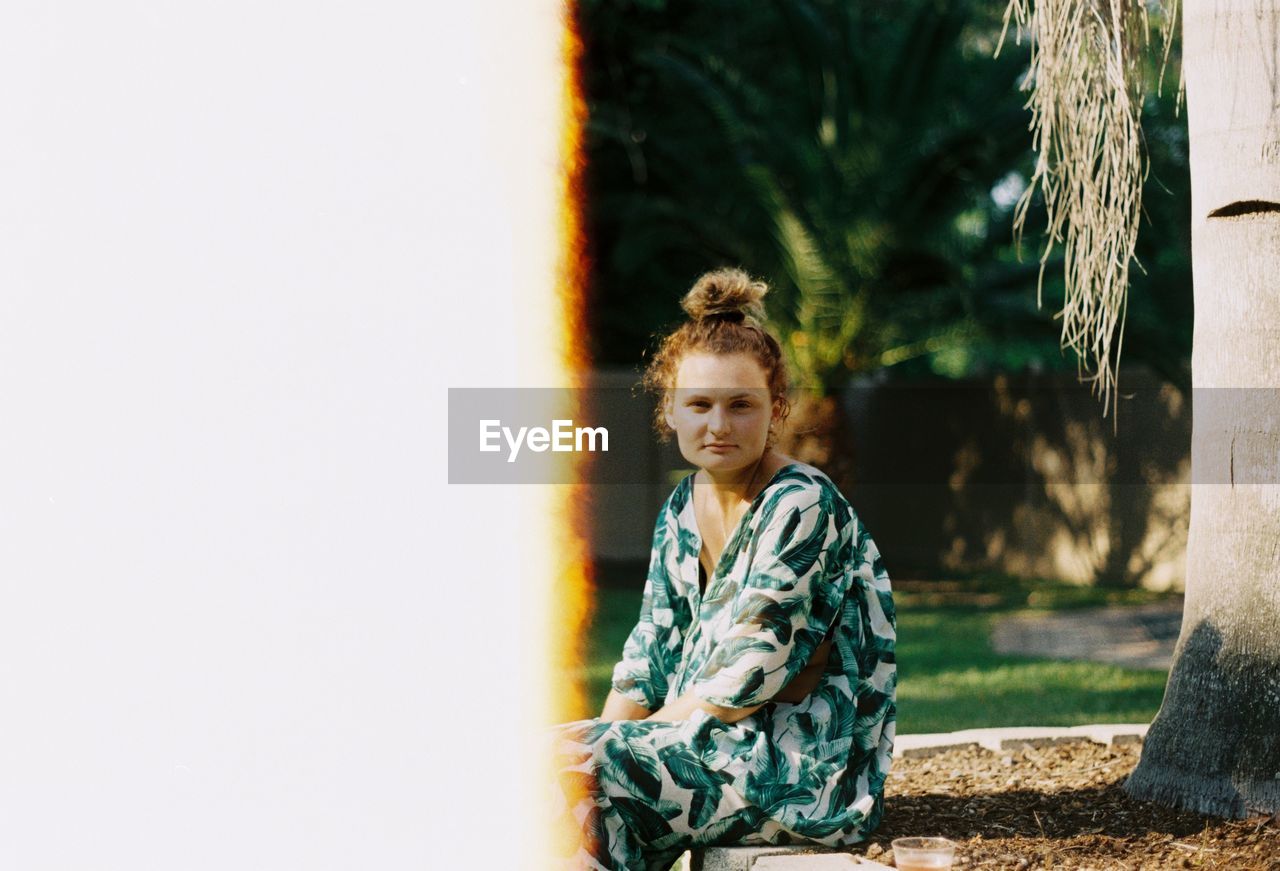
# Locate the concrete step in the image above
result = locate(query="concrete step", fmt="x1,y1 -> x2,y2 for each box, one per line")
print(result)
688,846 -> 891,870
894,723 -> 1148,758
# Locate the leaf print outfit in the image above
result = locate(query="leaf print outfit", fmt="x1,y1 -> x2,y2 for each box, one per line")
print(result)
551,463 -> 897,871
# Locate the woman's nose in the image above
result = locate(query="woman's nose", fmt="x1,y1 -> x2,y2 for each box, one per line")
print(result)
707,406 -> 728,433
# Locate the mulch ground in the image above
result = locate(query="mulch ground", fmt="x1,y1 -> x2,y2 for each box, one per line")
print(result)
868,741 -> 1279,870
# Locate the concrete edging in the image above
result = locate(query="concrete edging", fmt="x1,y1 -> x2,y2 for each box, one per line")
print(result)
893,723 -> 1149,758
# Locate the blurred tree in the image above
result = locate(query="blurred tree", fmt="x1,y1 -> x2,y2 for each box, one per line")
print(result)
577,0 -> 1191,391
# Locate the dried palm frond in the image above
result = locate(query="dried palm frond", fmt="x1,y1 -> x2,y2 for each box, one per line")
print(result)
998,0 -> 1182,417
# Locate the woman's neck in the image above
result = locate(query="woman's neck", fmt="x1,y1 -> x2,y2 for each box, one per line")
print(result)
698,451 -> 776,515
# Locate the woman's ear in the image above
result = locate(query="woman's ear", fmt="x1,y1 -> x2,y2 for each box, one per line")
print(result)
663,394 -> 676,432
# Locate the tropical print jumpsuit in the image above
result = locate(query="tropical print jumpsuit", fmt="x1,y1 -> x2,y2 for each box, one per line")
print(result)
551,463 -> 897,870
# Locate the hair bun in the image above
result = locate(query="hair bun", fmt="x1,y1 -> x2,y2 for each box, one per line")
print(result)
681,268 -> 768,324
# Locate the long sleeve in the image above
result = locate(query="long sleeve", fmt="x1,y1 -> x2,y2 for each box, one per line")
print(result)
690,484 -> 851,709
609,498 -> 689,711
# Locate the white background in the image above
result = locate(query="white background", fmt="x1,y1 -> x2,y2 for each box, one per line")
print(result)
0,2 -> 560,867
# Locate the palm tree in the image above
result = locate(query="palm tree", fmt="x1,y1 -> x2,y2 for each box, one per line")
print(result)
1004,0 -> 1279,817
579,0 -> 1064,389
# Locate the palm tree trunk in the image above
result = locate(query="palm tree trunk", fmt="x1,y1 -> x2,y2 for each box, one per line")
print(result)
1124,0 -> 1280,818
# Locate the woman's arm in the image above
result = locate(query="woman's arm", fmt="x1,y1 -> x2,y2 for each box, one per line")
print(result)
644,692 -> 763,724
645,634 -> 832,722
599,688 -> 653,721
606,495 -> 689,716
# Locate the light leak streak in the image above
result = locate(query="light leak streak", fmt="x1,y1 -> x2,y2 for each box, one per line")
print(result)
531,3 -> 596,867
550,0 -> 593,726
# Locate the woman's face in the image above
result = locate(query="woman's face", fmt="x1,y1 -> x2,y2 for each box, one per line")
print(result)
665,352 -> 778,475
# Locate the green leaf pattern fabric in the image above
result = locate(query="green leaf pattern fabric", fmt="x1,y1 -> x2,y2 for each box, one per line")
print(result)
551,463 -> 896,870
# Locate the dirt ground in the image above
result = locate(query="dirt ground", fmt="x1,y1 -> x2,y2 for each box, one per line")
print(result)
871,741 -> 1279,870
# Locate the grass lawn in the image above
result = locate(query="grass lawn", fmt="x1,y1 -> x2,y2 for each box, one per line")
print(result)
575,576 -> 1174,734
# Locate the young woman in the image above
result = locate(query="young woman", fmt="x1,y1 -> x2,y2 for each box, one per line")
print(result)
551,269 -> 896,871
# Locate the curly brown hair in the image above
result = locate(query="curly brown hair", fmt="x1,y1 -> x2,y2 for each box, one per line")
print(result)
642,268 -> 791,444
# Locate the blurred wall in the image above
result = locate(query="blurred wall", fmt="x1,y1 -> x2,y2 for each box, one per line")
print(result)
841,369 -> 1190,590
586,367 -> 1190,590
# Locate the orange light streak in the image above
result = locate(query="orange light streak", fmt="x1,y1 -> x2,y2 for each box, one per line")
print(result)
549,0 -> 593,727
539,5 -> 596,867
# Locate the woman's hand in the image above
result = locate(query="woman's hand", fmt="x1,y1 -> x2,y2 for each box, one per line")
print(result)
599,689 -> 653,721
